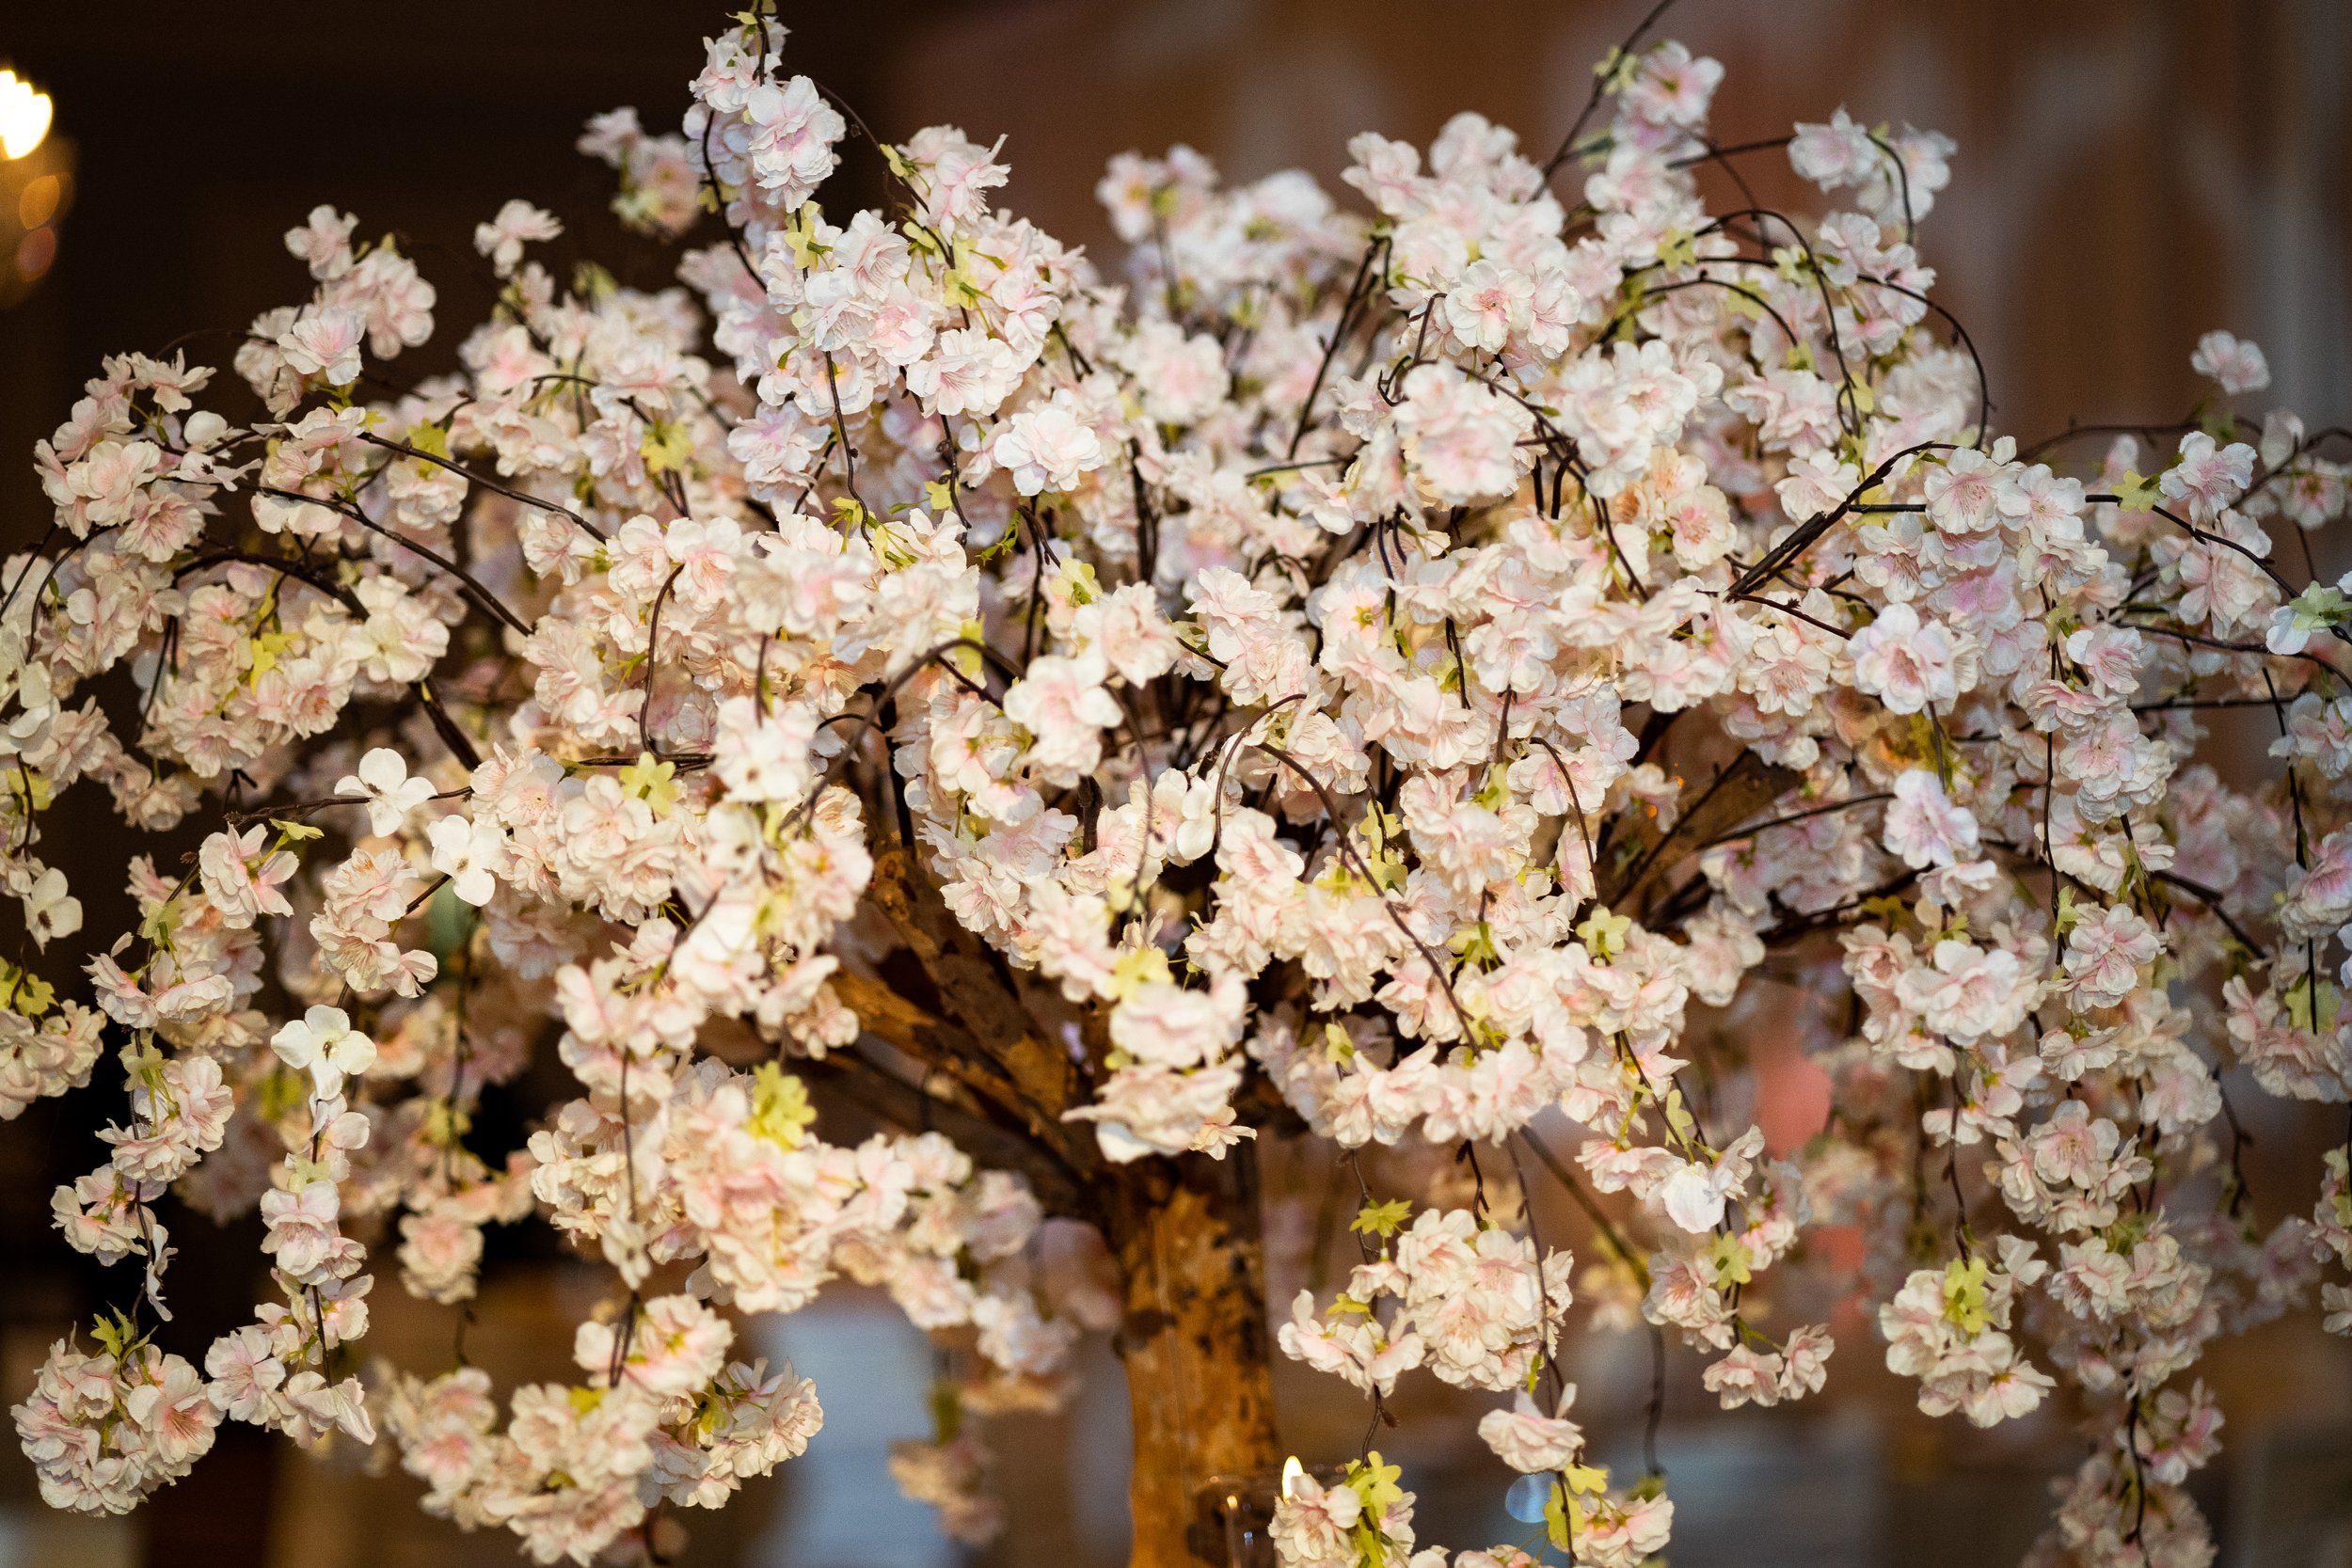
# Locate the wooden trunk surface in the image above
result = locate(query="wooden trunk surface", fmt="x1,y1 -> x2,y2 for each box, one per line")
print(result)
1104,1148 -> 1284,1568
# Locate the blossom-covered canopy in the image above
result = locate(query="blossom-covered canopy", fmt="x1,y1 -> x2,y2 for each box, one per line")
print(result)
5,10 -> 2348,1568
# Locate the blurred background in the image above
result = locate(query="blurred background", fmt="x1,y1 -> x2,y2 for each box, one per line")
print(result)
2,2 -> 2349,1565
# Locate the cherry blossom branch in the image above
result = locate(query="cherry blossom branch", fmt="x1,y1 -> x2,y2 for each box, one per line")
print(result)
1600,267 -> 1807,360
1687,210 -> 1868,434
1733,592 -> 1851,641
860,844 -> 1096,1160
1519,1130 -> 1648,1285
1606,749 -> 1800,910
1698,789 -> 1891,851
2146,868 -> 2265,958
1288,236 -> 1388,458
249,485 -> 533,638
357,431 -> 607,543
640,564 -> 684,756
1725,440 -> 1963,599
819,351 -> 871,520
1666,133 -> 1795,170
168,546 -> 482,768
812,1054 -> 1088,1214
1859,272 -> 1992,443
2122,618 -> 2340,673
1540,0 -> 1683,178
1251,738 -> 1473,1039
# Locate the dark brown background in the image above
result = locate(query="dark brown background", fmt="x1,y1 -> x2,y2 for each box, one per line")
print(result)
1,3 -> 2347,1565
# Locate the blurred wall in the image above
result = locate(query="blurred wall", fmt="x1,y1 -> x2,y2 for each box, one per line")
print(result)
881,0 -> 2351,442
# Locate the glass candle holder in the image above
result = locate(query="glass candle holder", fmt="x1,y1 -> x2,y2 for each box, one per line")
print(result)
1197,1463 -> 1348,1568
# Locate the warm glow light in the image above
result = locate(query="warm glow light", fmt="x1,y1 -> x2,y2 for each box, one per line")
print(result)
1279,1455 -> 1304,1500
17,225 -> 55,279
19,171 -> 58,228
0,69 -> 53,161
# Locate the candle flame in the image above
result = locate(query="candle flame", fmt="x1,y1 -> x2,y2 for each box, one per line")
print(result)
0,71 -> 54,161
1280,1454 -> 1305,1500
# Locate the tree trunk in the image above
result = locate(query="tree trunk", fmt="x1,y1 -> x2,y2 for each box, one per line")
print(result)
1104,1146 -> 1283,1568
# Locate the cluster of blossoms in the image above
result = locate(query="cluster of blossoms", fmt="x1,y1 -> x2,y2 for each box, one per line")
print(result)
6,7 -> 2351,1565
12,1321 -> 217,1515
376,1295 -> 824,1561
1279,1204 -> 1576,1397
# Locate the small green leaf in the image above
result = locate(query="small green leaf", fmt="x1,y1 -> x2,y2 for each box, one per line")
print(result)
2111,470 -> 2165,514
404,421 -> 453,460
746,1062 -> 818,1149
1576,905 -> 1631,961
1942,1255 -> 1990,1336
2055,885 -> 2084,938
640,420 -> 694,475
617,752 -> 680,816
1346,1450 -> 1404,1513
89,1307 -> 143,1361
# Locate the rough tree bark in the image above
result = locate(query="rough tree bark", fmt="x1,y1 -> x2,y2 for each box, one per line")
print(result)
856,833 -> 1282,1566
1104,1148 -> 1284,1568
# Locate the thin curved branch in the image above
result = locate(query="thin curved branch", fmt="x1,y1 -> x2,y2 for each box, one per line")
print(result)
358,431 -> 608,543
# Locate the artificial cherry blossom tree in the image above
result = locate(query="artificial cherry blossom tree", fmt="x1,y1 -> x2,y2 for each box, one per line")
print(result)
6,6 -> 2350,1567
